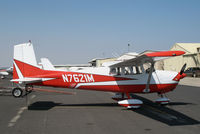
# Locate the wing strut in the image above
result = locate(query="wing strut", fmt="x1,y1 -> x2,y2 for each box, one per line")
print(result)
144,62 -> 155,93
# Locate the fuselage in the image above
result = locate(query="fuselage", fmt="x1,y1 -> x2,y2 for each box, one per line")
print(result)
32,66 -> 179,94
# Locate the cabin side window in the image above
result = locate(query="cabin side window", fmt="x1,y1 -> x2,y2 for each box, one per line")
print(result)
109,62 -> 154,76
110,68 -> 117,75
110,65 -> 146,76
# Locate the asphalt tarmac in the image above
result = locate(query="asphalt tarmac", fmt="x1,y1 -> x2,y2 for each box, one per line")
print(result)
0,77 -> 200,134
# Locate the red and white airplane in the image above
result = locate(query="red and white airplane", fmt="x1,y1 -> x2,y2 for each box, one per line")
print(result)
11,42 -> 186,108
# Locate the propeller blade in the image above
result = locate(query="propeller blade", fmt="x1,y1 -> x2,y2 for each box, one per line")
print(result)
180,63 -> 187,75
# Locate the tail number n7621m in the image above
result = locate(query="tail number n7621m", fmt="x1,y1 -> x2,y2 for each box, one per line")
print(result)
62,74 -> 95,83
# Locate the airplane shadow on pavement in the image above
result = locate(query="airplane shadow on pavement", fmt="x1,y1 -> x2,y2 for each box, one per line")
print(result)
27,95 -> 199,126
28,101 -> 119,110
131,95 -> 199,126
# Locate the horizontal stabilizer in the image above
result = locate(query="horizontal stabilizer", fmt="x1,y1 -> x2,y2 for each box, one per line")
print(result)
11,77 -> 55,84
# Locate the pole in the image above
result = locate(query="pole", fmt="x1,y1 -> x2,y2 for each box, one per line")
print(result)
128,44 -> 130,52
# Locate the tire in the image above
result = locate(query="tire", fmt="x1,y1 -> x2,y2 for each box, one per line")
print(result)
12,88 -> 23,98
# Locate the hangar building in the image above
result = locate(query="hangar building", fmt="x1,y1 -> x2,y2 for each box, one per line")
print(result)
88,53 -> 139,67
164,43 -> 200,72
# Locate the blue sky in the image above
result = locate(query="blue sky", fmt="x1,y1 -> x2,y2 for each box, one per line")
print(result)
0,0 -> 200,66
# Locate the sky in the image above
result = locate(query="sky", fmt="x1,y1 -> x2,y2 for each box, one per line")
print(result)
0,0 -> 200,67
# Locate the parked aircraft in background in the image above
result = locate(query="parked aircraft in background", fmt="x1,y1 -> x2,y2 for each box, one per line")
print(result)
0,67 -> 13,79
11,42 -> 186,109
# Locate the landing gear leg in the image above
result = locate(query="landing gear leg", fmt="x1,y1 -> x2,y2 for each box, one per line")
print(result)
111,92 -> 128,101
25,85 -> 33,93
125,92 -> 131,99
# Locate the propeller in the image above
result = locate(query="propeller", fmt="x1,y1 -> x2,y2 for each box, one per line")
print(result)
180,63 -> 187,75
173,63 -> 187,81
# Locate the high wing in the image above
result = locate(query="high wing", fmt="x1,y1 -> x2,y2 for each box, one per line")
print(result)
110,51 -> 185,67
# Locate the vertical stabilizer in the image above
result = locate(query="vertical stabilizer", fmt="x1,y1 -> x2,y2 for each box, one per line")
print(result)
14,42 -> 38,67
13,42 -> 41,80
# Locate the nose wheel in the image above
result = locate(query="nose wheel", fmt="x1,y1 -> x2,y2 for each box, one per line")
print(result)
12,88 -> 23,98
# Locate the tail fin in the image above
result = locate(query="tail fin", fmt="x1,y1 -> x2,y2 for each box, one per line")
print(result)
13,42 -> 42,80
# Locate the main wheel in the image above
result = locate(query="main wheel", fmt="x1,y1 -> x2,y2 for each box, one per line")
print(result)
12,88 -> 23,98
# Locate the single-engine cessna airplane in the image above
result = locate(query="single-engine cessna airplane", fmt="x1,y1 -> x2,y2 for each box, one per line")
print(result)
11,42 -> 186,108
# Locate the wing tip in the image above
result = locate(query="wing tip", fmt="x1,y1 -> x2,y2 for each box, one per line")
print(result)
145,51 -> 185,57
